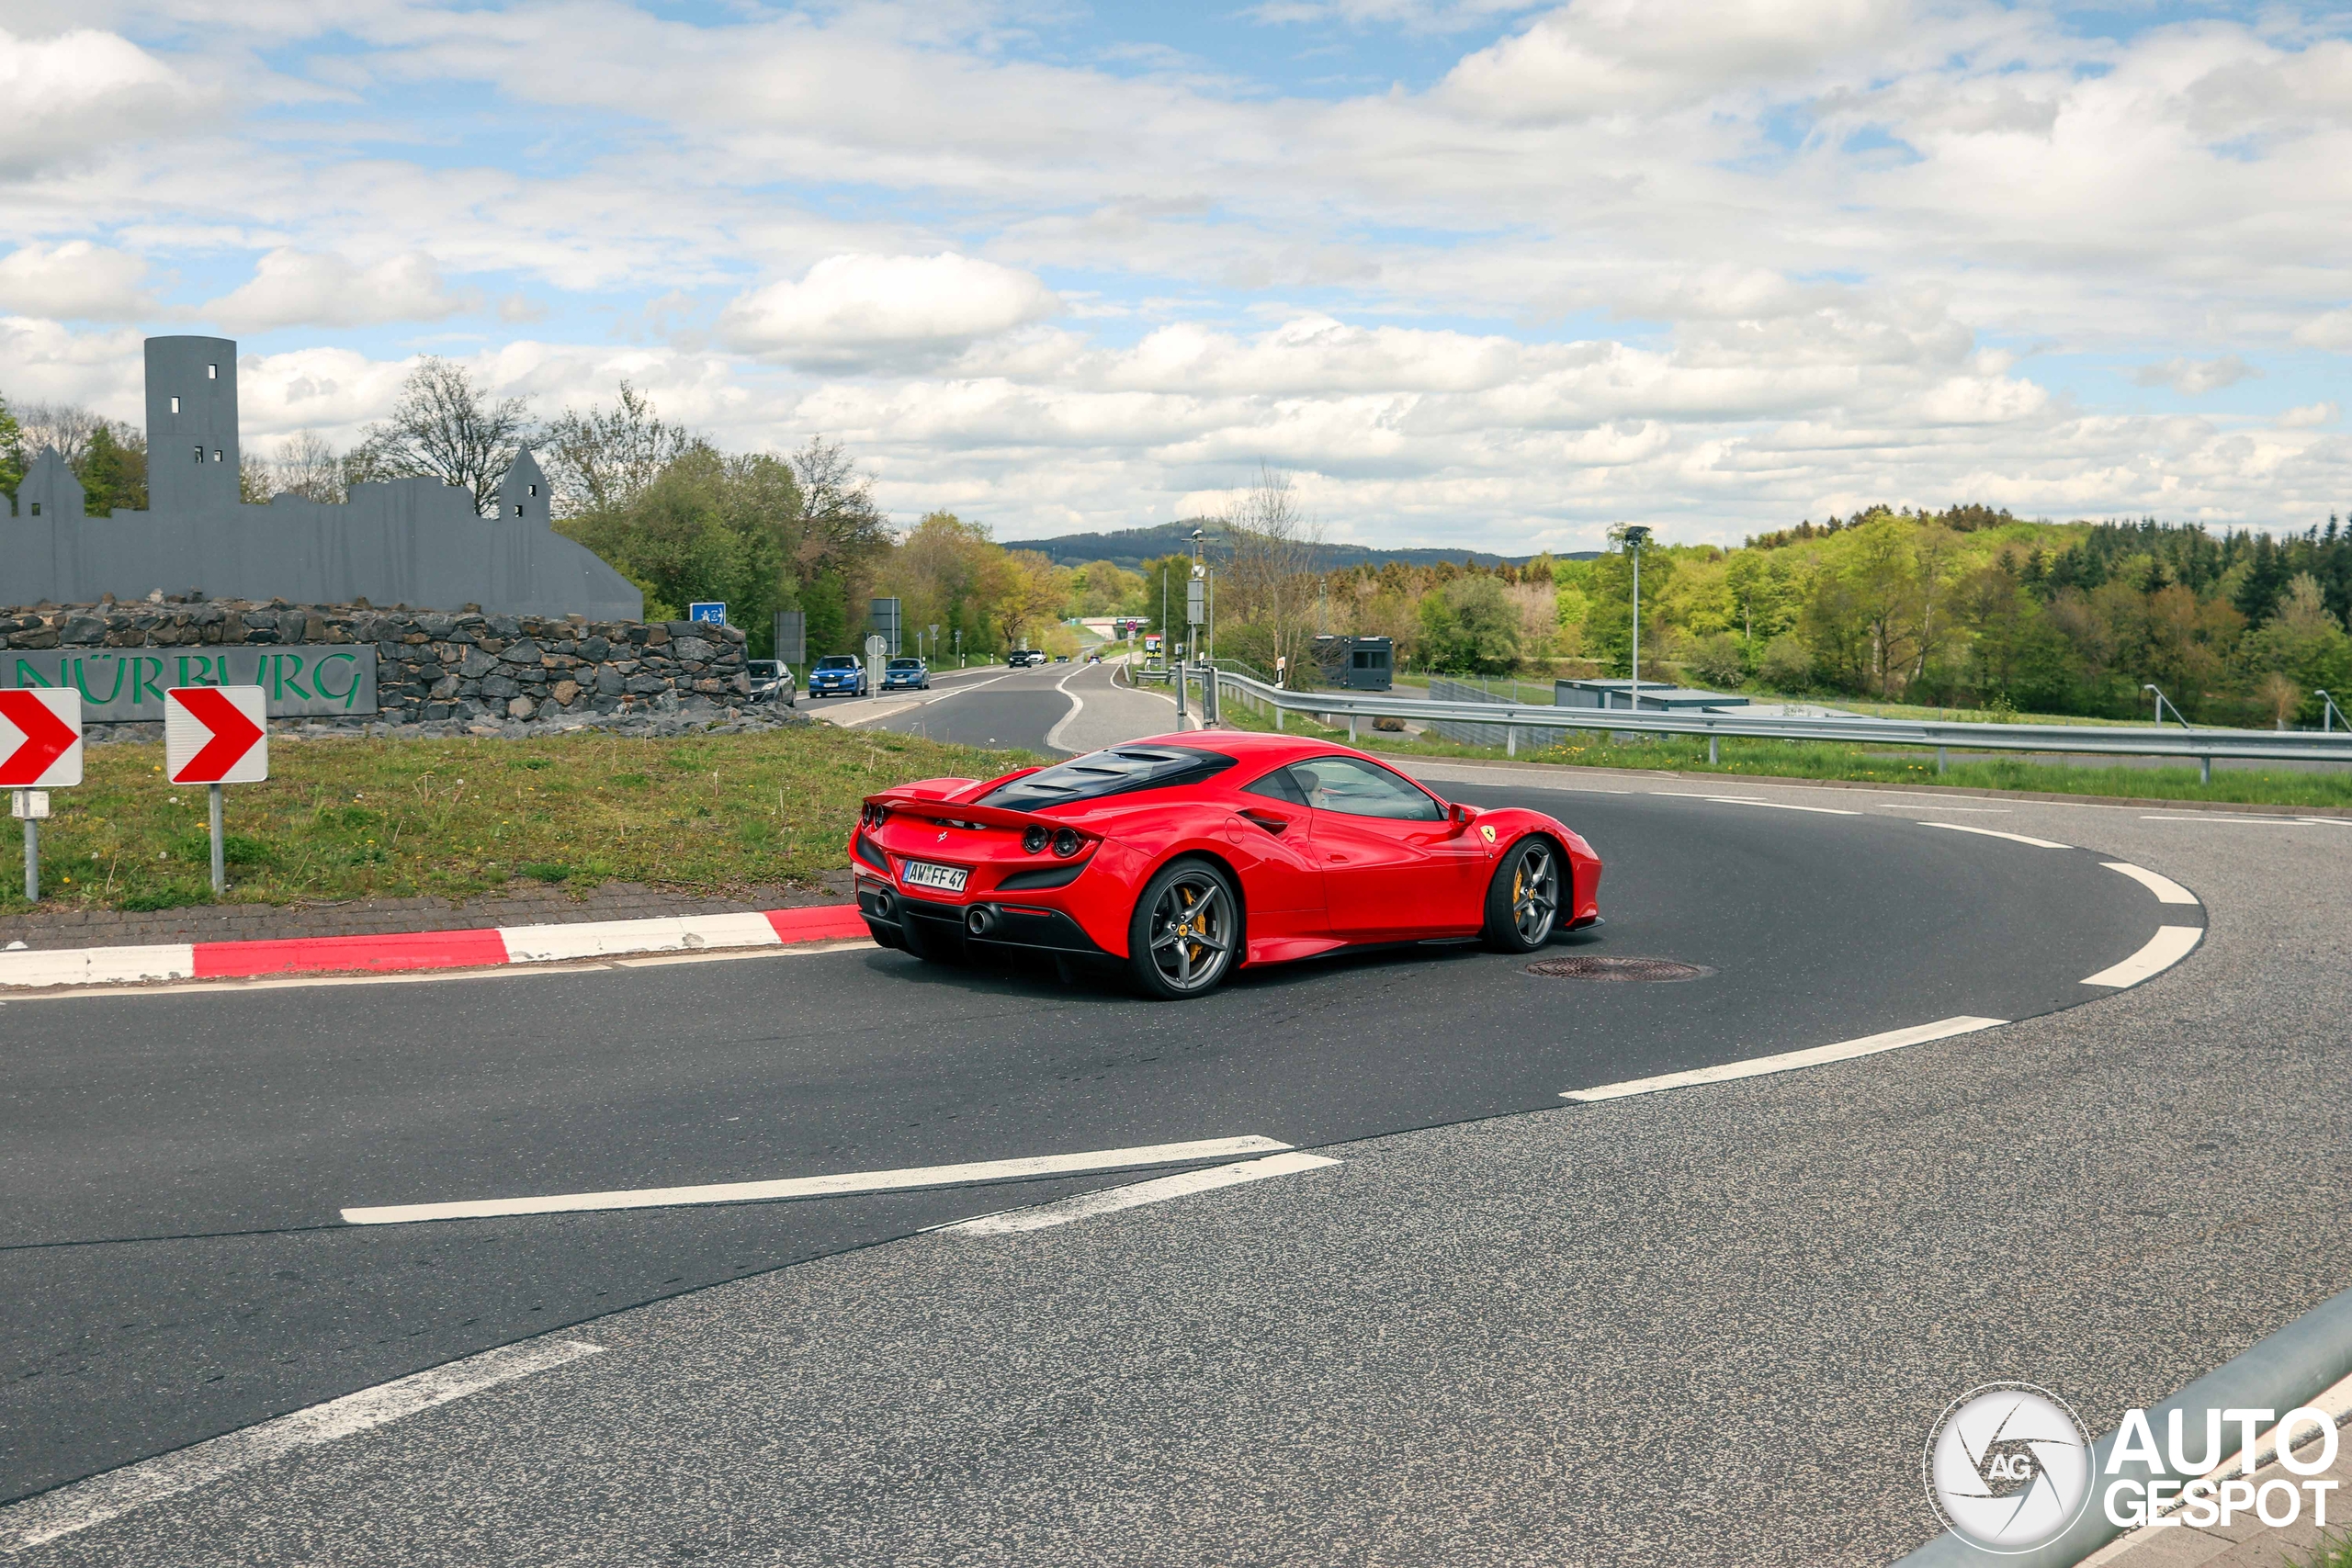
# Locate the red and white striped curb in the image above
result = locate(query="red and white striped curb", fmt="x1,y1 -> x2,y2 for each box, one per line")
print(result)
0,904 -> 870,990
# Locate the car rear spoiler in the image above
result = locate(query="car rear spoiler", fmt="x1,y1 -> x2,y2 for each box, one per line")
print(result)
864,792 -> 1065,832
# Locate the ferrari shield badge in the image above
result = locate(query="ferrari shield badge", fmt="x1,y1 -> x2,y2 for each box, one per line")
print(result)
1478,824 -> 1497,842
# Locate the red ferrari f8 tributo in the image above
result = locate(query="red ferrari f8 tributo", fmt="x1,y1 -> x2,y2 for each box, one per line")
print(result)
851,731 -> 1601,998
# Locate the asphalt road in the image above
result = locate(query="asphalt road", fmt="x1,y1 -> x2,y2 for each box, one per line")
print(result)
0,775 -> 2179,1507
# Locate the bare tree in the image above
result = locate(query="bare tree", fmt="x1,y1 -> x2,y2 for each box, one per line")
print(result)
1222,462 -> 1324,681
351,356 -> 535,515
788,435 -> 892,570
541,381 -> 700,517
15,401 -> 108,467
270,431 -> 348,503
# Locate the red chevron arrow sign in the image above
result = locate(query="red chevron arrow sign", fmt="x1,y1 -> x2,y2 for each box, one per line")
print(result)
165,686 -> 269,784
0,688 -> 84,787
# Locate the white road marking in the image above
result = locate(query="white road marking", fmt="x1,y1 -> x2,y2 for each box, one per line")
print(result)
0,1338 -> 601,1552
1867,803 -> 2011,812
2138,814 -> 2313,824
1919,821 -> 2071,848
933,1151 -> 1340,1235
1560,1016 -> 2008,1103
343,1135 -> 1295,1224
1042,664 -> 1089,752
2081,924 -> 2203,988
2099,861 -> 2199,905
1696,795 -> 1859,815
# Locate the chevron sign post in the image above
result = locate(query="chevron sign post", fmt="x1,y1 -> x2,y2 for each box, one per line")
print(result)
0,688 -> 84,903
165,686 -> 268,895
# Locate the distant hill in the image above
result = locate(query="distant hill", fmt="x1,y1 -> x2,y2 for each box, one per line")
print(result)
1000,519 -> 1599,573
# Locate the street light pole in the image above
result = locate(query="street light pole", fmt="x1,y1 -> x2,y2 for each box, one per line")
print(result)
1622,525 -> 1652,717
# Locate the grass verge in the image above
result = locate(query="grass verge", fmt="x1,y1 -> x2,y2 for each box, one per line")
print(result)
1,726 -> 1029,914
1216,698 -> 2352,808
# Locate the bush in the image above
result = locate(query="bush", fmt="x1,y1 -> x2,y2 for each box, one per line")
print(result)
1687,632 -> 1747,690
1758,634 -> 1814,691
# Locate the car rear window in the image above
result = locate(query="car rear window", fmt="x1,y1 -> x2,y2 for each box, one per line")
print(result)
978,745 -> 1238,811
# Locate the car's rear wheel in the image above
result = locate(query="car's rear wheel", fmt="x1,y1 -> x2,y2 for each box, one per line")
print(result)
1482,836 -> 1562,953
1127,858 -> 1240,999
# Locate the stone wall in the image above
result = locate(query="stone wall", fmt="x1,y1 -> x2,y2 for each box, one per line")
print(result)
0,599 -> 752,729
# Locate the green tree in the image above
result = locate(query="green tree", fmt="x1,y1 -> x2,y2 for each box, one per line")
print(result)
78,423 -> 147,515
1418,574 -> 1520,673
0,395 -> 24,500
1580,539 -> 1676,676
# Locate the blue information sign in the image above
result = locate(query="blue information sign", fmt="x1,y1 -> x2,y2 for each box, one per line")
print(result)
688,602 -> 727,626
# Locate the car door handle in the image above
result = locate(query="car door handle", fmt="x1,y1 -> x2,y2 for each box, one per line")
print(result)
1238,810 -> 1291,836
1327,853 -> 1348,863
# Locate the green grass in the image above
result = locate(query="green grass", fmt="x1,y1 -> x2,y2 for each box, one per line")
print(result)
2289,1530 -> 2352,1568
1216,694 -> 2352,808
3,727 -> 1031,914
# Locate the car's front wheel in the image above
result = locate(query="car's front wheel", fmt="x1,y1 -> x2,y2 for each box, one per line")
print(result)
1482,836 -> 1562,953
1127,858 -> 1241,999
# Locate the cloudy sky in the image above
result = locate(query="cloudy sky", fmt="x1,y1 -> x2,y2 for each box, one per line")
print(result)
4,1 -> 2349,550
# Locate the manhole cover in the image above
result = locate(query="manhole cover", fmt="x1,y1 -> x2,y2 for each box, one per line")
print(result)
1525,955 -> 1712,982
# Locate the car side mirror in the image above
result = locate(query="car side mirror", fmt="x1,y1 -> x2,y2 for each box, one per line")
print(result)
1448,801 -> 1476,832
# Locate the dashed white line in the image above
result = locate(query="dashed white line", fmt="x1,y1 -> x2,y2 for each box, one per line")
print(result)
933,1151 -> 1340,1235
1651,792 -> 1860,815
1918,821 -> 2072,849
2081,924 -> 2203,988
0,1338 -> 603,1552
1560,1016 -> 2008,1103
2099,862 -> 2200,905
342,1135 -> 1295,1224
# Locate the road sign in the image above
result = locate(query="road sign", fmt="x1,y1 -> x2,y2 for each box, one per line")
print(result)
689,602 -> 727,626
0,688 -> 83,787
1186,579 -> 1204,627
870,597 -> 902,656
166,686 -> 268,784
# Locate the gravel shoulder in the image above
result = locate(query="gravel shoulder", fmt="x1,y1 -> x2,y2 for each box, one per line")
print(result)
15,781 -> 2351,1567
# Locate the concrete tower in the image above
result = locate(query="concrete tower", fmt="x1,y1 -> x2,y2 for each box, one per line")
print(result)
144,336 -> 241,514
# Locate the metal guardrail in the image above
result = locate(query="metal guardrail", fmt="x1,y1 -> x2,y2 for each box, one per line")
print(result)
1189,666 -> 2352,779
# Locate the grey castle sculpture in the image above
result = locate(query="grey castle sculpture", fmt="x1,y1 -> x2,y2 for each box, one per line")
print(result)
5,336 -> 642,620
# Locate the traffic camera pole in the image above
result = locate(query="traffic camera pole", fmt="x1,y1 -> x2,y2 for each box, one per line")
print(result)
209,784 -> 225,895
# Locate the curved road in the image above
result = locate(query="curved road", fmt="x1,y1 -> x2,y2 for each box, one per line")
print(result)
0,752 -> 2190,1506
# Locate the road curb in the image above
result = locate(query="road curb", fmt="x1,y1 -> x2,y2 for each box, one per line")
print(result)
0,903 -> 869,989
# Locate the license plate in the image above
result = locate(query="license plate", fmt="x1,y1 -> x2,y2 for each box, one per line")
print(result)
901,861 -> 968,892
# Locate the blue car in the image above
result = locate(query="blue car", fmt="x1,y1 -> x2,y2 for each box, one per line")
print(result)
807,654 -> 868,698
880,657 -> 930,691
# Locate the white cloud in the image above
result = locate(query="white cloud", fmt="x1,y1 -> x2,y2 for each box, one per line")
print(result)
718,254 -> 1058,369
0,242 -> 155,321
2132,355 -> 2261,395
2291,310 -> 2352,350
0,27 -> 211,175
2278,400 -> 2338,428
203,250 -> 477,333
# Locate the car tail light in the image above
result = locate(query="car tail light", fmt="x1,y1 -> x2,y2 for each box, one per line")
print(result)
1052,828 -> 1082,858
1022,825 -> 1049,854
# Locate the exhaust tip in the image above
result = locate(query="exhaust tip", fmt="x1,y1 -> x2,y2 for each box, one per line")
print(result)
966,905 -> 999,936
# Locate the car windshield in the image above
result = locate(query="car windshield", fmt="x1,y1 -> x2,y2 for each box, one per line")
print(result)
888,660 -> 922,671
749,661 -> 781,676
815,656 -> 858,671
978,745 -> 1238,811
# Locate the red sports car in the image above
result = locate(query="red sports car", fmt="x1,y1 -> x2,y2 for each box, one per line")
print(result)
850,731 -> 1602,998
